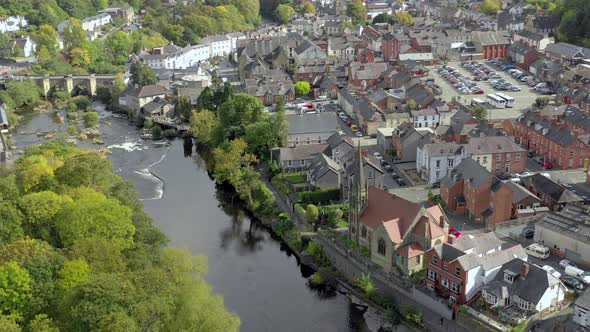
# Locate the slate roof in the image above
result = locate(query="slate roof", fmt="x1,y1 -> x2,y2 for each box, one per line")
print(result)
125,85 -> 166,98
308,153 -> 341,182
505,181 -> 539,204
287,112 -> 338,135
457,244 -> 526,271
561,105 -> 590,132
405,84 -> 434,106
518,110 -> 577,146
483,258 -> 559,305
423,142 -> 465,157
545,42 -> 589,59
433,243 -> 465,262
534,14 -> 559,31
468,136 -> 525,155
441,158 -> 493,189
521,174 -> 582,204
244,79 -> 295,98
473,31 -> 510,46
141,97 -> 170,115
514,29 -> 545,42
278,144 -> 329,161
326,132 -> 353,151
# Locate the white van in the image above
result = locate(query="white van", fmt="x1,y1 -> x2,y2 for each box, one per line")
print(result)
565,266 -> 590,284
524,243 -> 550,259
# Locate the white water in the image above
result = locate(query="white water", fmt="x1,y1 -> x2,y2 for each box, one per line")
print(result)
107,140 -> 146,152
137,144 -> 171,201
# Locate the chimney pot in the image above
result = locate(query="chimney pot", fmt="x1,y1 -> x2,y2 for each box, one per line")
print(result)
521,263 -> 530,278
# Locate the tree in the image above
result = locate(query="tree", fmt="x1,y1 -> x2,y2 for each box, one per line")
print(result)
472,105 -> 488,120
535,96 -> 552,108
275,4 -> 296,25
480,0 -> 502,15
270,101 -> 288,147
347,0 -> 368,26
36,25 -> 59,57
190,110 -> 218,145
112,72 -> 127,102
55,187 -> 135,249
0,202 -> 24,244
56,259 -> 90,297
175,96 -> 192,122
105,32 -> 134,65
244,121 -> 275,157
326,207 -> 343,227
19,191 -> 71,241
340,21 -> 354,31
212,139 -> 257,185
396,12 -> 414,25
406,98 -> 417,110
301,2 -> 316,14
0,315 -> 21,332
0,262 -> 32,316
54,151 -> 113,190
151,125 -> 163,140
82,111 -> 99,128
373,13 -> 396,24
557,0 -> 590,47
294,81 -> 311,96
63,18 -> 87,50
28,314 -> 60,332
69,47 -> 91,67
130,62 -> 158,87
305,204 -> 319,224
5,80 -> 40,107
197,86 -> 215,111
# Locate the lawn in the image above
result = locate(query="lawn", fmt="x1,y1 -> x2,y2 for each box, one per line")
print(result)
284,172 -> 306,183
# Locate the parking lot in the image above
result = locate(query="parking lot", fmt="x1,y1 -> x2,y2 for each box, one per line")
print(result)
428,61 -> 543,120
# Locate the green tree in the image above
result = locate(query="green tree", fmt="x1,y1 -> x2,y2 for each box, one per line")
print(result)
55,187 -> 135,249
373,13 -> 396,24
212,139 -> 257,185
56,259 -> 90,297
472,105 -> 488,120
70,238 -> 126,273
406,98 -> 417,110
326,206 -> 343,226
105,32 -> 134,65
19,191 -> 71,241
5,80 -> 40,107
340,21 -> 354,31
270,99 -> 288,147
82,112 -> 100,128
69,47 -> 91,67
480,0 -> 502,15
63,18 -> 87,50
396,12 -> 414,25
305,204 -> 319,224
151,125 -> 163,140
244,121 -> 275,157
190,110 -> 218,144
275,4 -> 296,25
28,314 -> 60,332
0,315 -> 21,332
347,0 -> 368,25
294,81 -> 311,96
301,2 -> 316,14
175,96 -> 192,122
0,202 -> 24,244
36,25 -> 59,57
0,262 -> 32,316
197,86 -> 215,111
54,151 -> 113,190
130,62 -> 158,87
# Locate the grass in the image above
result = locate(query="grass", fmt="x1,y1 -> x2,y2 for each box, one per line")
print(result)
284,172 -> 306,184
510,322 -> 527,332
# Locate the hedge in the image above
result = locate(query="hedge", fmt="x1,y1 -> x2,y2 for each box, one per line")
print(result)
299,188 -> 340,204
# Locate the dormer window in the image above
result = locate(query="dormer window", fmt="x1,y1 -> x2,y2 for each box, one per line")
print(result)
504,271 -> 515,283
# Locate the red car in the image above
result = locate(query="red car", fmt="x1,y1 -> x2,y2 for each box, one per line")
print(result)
472,89 -> 485,94
541,161 -> 553,169
1,72 -> 8,76
448,227 -> 462,238
473,76 -> 482,81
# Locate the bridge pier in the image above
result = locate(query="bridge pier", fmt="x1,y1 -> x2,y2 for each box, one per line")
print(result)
65,76 -> 74,95
89,74 -> 97,96
42,77 -> 51,97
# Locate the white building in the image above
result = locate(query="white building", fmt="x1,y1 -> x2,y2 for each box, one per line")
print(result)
411,108 -> 440,128
226,32 -> 246,54
199,34 -> 231,58
417,141 -> 467,184
14,36 -> 36,57
82,13 -> 112,31
0,16 -> 28,33
140,44 -> 209,70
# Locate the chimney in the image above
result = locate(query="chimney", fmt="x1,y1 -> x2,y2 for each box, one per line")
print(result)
520,263 -> 530,279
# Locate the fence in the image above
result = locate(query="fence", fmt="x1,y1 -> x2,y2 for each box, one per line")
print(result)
490,215 -> 540,231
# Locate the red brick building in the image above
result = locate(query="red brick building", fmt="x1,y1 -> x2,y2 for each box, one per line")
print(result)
440,158 -> 513,227
381,33 -> 410,60
473,31 -> 510,59
508,43 -> 540,71
514,110 -> 590,169
467,136 -> 527,175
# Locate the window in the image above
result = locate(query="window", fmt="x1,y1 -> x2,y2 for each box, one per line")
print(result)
483,156 -> 488,164
570,151 -> 574,157
485,292 -> 497,305
436,160 -> 441,168
449,296 -> 456,304
416,255 -> 421,264
455,266 -> 461,276
428,270 -> 437,281
517,204 -> 525,210
441,278 -> 449,288
519,299 -> 532,311
504,273 -> 514,283
450,282 -> 460,294
448,159 -> 454,167
443,262 -> 448,271
432,256 -> 438,266
506,153 -> 511,161
427,284 -> 434,291
377,238 -> 386,256
496,154 -> 502,161
288,160 -> 292,166
476,156 -> 481,164
361,226 -> 367,238
318,136 -> 322,143
516,153 -> 521,161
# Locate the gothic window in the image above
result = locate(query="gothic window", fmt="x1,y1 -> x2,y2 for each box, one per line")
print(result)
377,238 -> 386,256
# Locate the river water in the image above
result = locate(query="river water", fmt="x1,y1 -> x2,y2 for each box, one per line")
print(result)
13,105 -> 371,332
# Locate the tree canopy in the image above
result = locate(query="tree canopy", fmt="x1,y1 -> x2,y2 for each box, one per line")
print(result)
130,62 -> 158,87
275,4 -> 296,25
347,0 -> 368,26
294,81 -> 311,96
0,141 -> 240,331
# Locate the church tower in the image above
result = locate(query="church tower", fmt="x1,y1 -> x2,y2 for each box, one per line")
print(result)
349,142 -> 368,244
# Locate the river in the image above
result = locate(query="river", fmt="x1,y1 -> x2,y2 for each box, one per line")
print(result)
12,105 -> 373,332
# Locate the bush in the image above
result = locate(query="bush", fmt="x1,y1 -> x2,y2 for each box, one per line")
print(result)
66,101 -> 78,113
305,204 -> 319,224
326,206 -> 343,227
151,125 -> 162,140
67,125 -> 78,136
294,204 -> 306,221
273,213 -> 293,236
73,96 -> 91,111
310,272 -> 324,286
143,119 -> 153,129
83,112 -> 99,128
271,176 -> 292,196
300,188 -> 340,204
162,129 -> 177,139
53,91 -> 71,103
304,242 -> 331,267
354,273 -> 376,297
400,305 -> 423,327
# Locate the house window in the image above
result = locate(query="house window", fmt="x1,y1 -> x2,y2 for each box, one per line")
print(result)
318,136 -> 322,143
448,159 -> 454,167
450,282 -> 460,294
506,153 -> 511,161
519,299 -> 532,311
570,151 -> 574,158
483,156 -> 488,164
476,156 -> 481,163
443,262 -> 448,271
517,204 -> 525,210
496,154 -> 502,161
288,160 -> 292,166
516,153 -> 521,161
441,278 -> 449,288
377,238 -> 386,256
427,284 -> 434,291
428,270 -> 437,281
436,160 -> 441,168
361,226 -> 367,238
432,256 -> 438,266
416,255 -> 421,264
449,296 -> 457,305
504,273 -> 514,283
485,292 -> 497,305
455,266 -> 461,276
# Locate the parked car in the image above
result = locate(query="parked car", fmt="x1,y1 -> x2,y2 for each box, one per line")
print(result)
351,124 -> 359,132
560,259 -> 578,269
541,161 -> 553,169
521,228 -> 534,239
565,266 -> 590,284
432,181 -> 440,189
384,165 -> 393,172
448,227 -> 462,238
395,178 -> 406,186
541,265 -> 561,279
355,131 -> 363,137
391,173 -> 400,179
373,152 -> 382,158
561,276 -> 585,290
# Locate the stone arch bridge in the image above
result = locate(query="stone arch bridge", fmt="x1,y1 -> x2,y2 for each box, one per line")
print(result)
0,74 -> 127,97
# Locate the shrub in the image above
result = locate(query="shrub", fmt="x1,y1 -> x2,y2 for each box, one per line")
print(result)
271,176 -> 291,196
53,91 -> 71,103
300,188 -> 340,204
82,112 -> 99,128
294,204 -> 306,221
310,272 -> 324,286
67,125 -> 78,136
151,126 -> 162,140
326,206 -> 343,227
73,96 -> 91,111
162,129 -> 177,139
273,213 -> 293,236
304,242 -> 331,267
143,119 -> 153,129
305,204 -> 319,224
354,273 -> 376,296
66,101 -> 78,113
400,305 -> 423,327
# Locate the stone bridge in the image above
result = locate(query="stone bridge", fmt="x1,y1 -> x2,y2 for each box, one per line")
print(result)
0,74 -> 128,97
